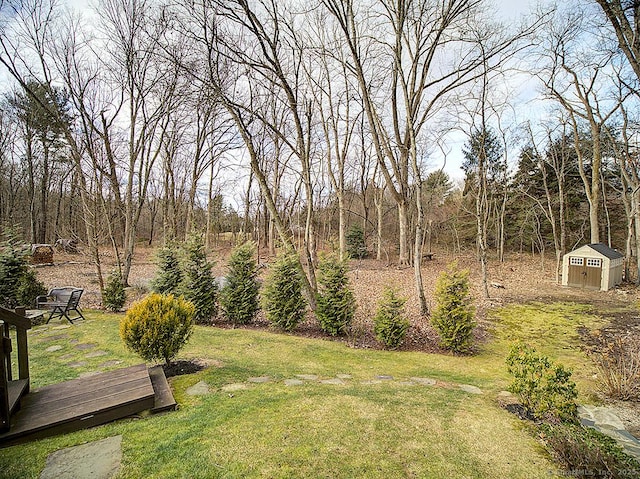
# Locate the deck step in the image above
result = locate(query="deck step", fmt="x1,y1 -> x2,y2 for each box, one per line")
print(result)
7,379 -> 29,415
0,364 -> 159,447
148,366 -> 177,413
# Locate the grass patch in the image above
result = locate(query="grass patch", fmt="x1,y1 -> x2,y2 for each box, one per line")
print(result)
0,300 -> 622,478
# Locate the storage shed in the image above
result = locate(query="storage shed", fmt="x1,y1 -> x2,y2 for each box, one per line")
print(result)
562,243 -> 624,291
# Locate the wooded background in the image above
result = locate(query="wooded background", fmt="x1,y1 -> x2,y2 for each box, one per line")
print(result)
0,0 -> 638,309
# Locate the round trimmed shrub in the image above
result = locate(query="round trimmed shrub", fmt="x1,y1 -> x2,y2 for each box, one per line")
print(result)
261,251 -> 306,331
373,287 -> 409,349
120,293 -> 195,365
220,242 -> 260,326
315,253 -> 356,336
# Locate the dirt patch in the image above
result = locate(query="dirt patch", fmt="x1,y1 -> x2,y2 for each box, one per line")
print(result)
162,359 -> 207,378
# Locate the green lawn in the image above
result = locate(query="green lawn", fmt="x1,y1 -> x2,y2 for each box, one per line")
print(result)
0,302 -> 616,478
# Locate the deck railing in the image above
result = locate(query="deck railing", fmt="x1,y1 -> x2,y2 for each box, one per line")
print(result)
0,307 -> 32,432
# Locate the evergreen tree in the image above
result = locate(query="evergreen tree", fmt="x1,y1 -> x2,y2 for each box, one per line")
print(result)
431,262 -> 476,353
151,241 -> 183,295
0,230 -> 46,308
103,270 -> 127,312
346,224 -> 367,259
315,253 -> 356,336
262,251 -> 306,331
373,287 -> 409,350
180,233 -> 218,324
220,242 -> 260,326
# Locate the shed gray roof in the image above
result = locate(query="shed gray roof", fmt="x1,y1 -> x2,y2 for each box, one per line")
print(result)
587,243 -> 624,259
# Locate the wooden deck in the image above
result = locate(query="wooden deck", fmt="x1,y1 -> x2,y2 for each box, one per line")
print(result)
0,364 -> 176,447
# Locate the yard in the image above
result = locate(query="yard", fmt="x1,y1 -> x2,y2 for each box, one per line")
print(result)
1,248 -> 639,478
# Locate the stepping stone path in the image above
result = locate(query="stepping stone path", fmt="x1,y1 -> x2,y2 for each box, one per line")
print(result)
75,343 -> 96,350
579,405 -> 640,461
284,379 -> 304,386
186,381 -> 210,396
247,376 -> 271,383
221,383 -> 248,392
296,374 -> 318,380
85,350 -> 108,358
40,435 -> 122,479
320,378 -> 344,385
45,345 -> 63,352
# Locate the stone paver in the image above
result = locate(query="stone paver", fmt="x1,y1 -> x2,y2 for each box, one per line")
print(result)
75,343 -> 96,350
320,378 -> 344,385
398,381 -> 416,386
40,435 -> 122,479
79,371 -> 100,379
44,334 -> 68,341
186,381 -> 210,396
59,354 -> 74,361
360,380 -> 383,385
222,383 -> 248,392
85,350 -> 108,358
459,384 -> 483,395
45,345 -> 63,352
67,361 -> 88,368
51,325 -> 71,330
336,374 -> 352,380
410,377 -> 437,386
284,379 -> 304,386
375,375 -> 394,380
296,374 -> 318,381
247,376 -> 271,383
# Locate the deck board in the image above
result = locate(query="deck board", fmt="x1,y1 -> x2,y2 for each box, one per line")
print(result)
0,364 -> 158,446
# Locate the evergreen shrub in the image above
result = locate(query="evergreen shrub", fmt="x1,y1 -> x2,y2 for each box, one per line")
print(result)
151,241 -> 183,295
103,270 -> 127,312
220,242 -> 260,326
316,253 -> 356,336
346,224 -> 367,259
431,262 -> 476,353
373,287 -> 409,349
506,343 -> 578,422
180,233 -> 218,324
0,232 -> 46,308
120,293 -> 194,365
262,251 -> 306,331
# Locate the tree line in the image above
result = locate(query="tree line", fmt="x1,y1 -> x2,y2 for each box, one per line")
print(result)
0,0 -> 639,309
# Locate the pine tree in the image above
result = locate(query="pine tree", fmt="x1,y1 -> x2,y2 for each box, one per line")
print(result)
151,241 -> 183,295
315,253 -> 356,336
0,230 -> 46,308
346,224 -> 367,259
220,242 -> 260,326
262,251 -> 306,331
373,287 -> 409,349
431,262 -> 476,354
180,233 -> 218,324
103,270 -> 127,312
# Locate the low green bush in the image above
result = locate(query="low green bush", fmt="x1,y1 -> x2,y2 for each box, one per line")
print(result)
120,293 -> 195,365
373,287 -> 409,349
506,344 -> 578,422
103,270 -> 126,312
316,253 -> 356,336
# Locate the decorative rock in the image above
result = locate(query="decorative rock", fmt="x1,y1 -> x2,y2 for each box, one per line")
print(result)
375,375 -> 394,380
40,435 -> 122,479
221,383 -> 248,392
410,377 -> 437,386
247,376 -> 271,383
296,374 -> 319,381
579,405 -> 626,431
45,345 -> 63,352
67,361 -> 88,369
336,374 -> 352,380
320,378 -> 344,385
459,384 -> 483,395
75,343 -> 96,350
284,379 -> 304,386
85,351 -> 108,358
186,381 -> 210,396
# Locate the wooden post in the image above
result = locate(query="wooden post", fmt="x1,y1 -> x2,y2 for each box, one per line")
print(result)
0,321 -> 10,432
